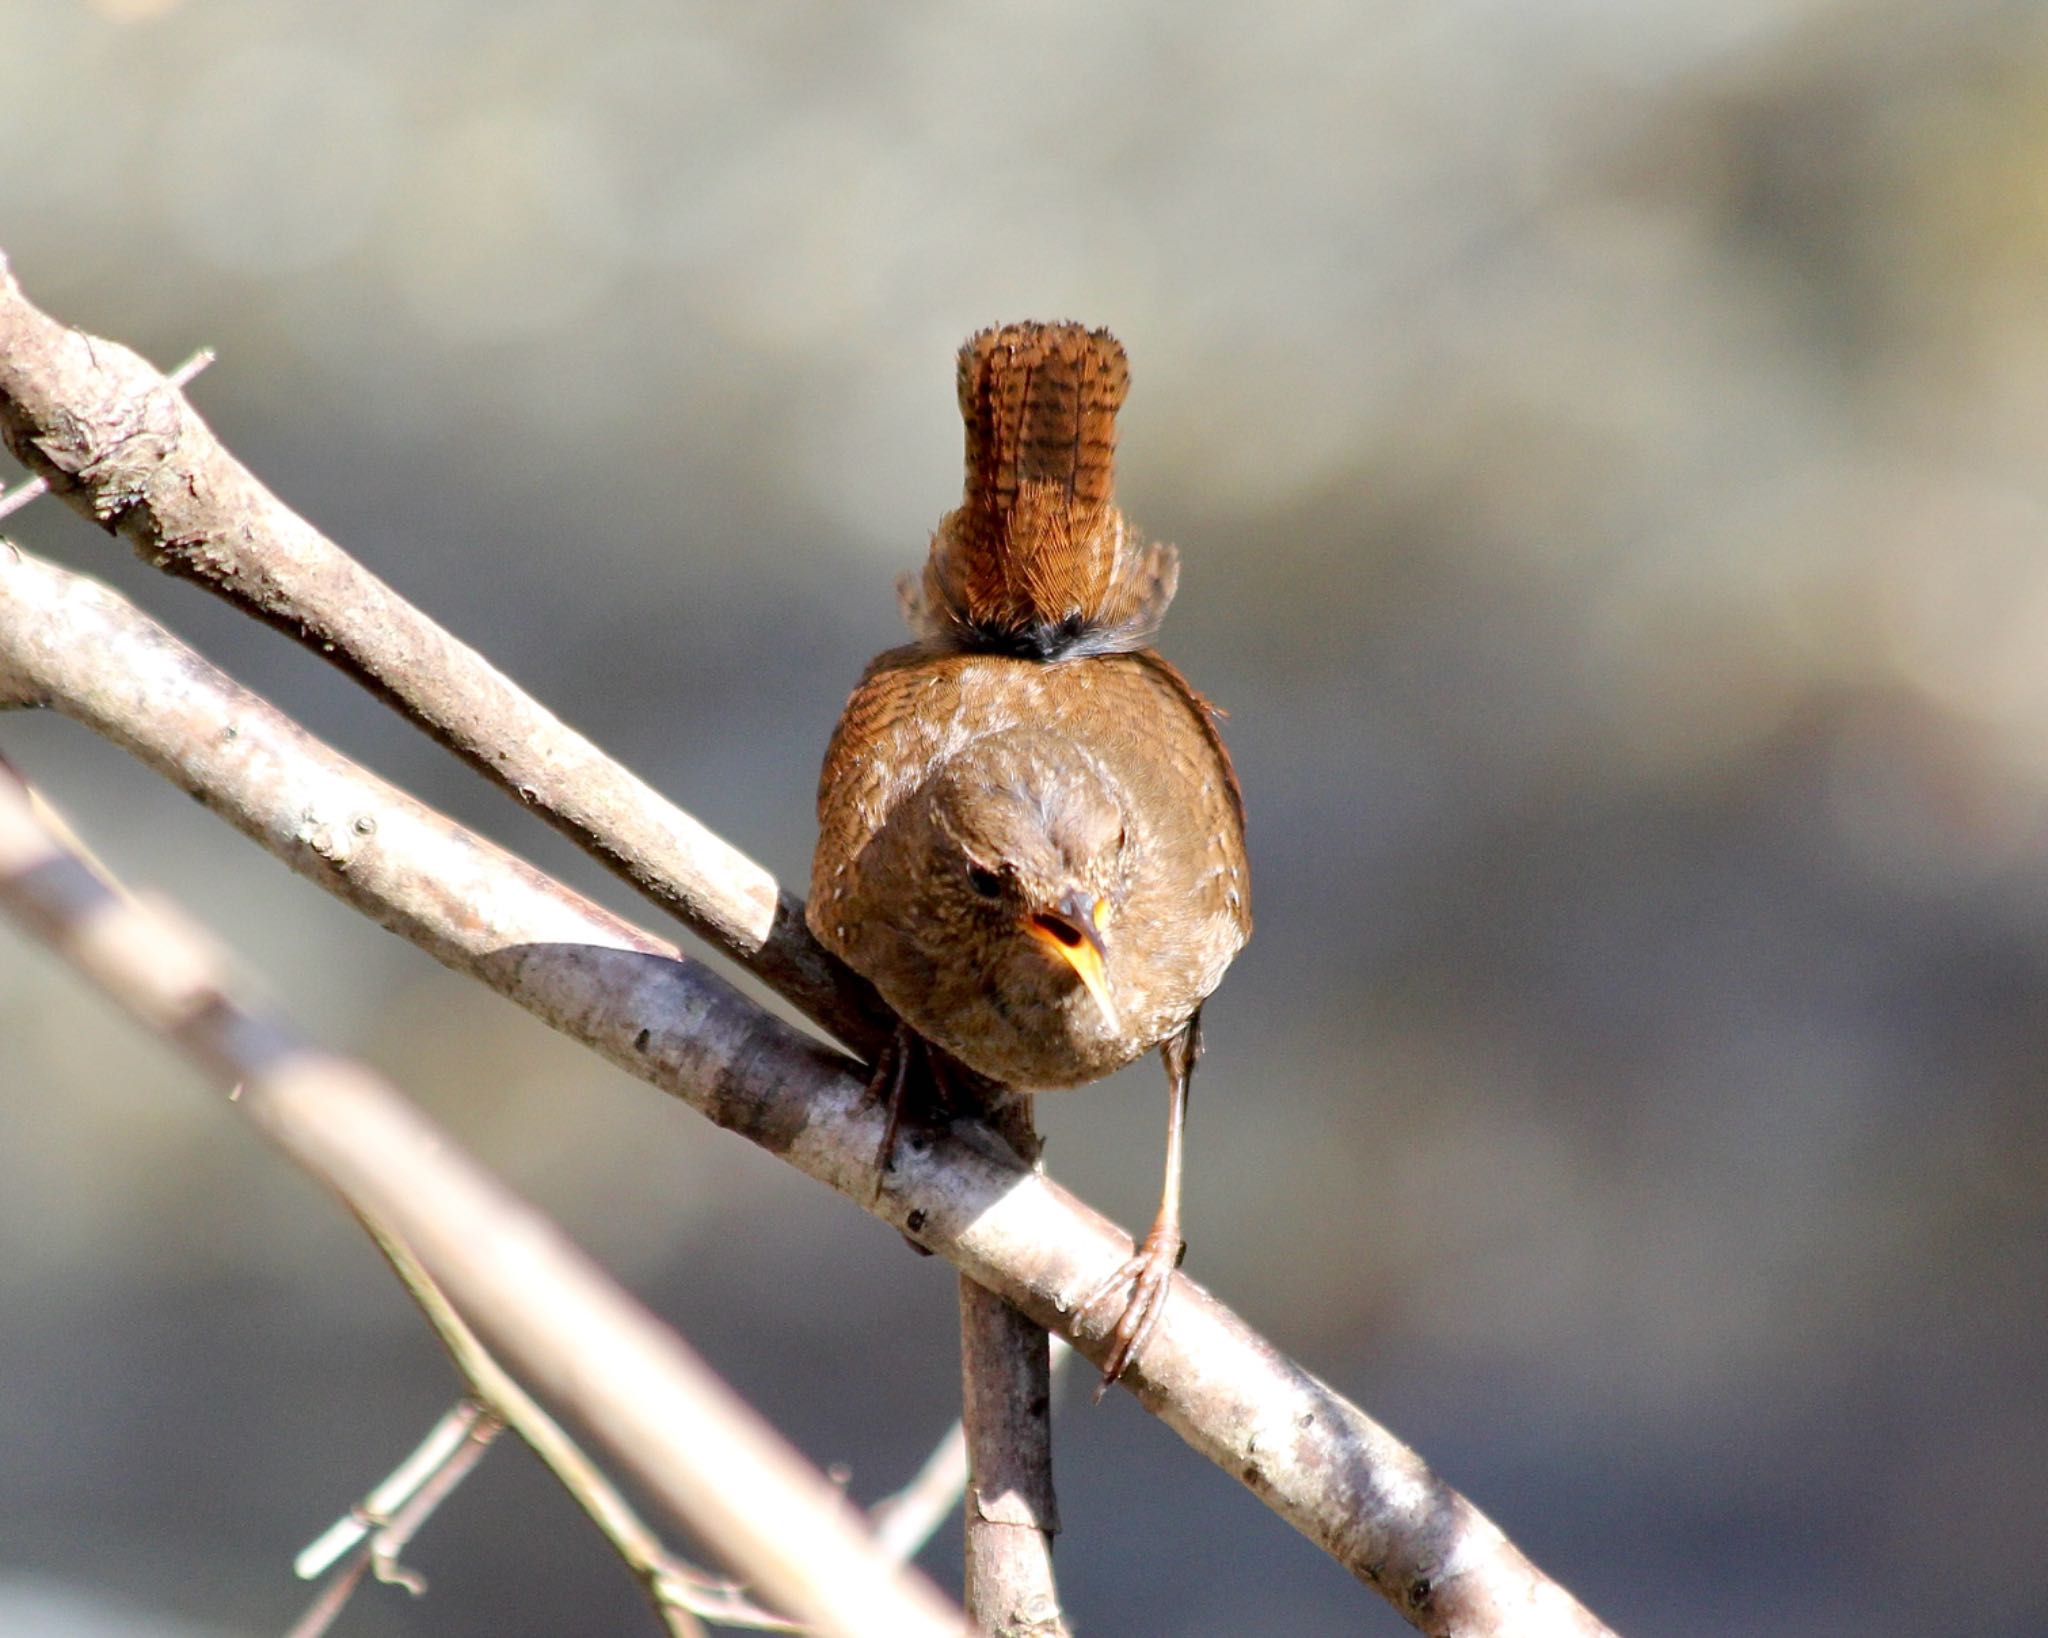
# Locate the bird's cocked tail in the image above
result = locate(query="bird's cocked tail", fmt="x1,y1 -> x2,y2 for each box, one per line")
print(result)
904,321 -> 1178,660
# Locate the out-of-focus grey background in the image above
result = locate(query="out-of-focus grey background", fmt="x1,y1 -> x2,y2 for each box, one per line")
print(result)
3,1 -> 2045,1633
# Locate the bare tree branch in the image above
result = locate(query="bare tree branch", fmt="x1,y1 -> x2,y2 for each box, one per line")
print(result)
957,1279 -> 1064,1637
0,255 -> 1620,1634
0,760 -> 967,1638
957,1096 -> 1067,1638
0,254 -> 1062,1632
0,547 -> 1612,1637
0,251 -> 885,1054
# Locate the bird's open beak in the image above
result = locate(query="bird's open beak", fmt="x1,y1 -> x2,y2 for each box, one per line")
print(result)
1025,892 -> 1119,1030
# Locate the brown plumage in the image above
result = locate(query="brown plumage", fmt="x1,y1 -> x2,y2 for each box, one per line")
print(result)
906,322 -> 1179,660
811,321 -> 1250,1386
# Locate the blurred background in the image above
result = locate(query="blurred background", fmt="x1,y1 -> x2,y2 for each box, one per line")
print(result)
3,0 -> 2046,1633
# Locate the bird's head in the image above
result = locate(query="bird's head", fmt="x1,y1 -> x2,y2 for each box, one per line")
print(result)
908,732 -> 1129,1031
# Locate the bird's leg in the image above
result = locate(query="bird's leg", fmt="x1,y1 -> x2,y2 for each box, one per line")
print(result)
864,1020 -> 917,1200
1078,1009 -> 1203,1393
866,1023 -> 980,1201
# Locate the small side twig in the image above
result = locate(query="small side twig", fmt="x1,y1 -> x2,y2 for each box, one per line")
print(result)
869,1424 -> 970,1567
293,1398 -> 498,1587
11,750 -> 752,1636
288,1400 -> 503,1638
0,346 -> 211,523
359,1222 -> 804,1637
869,1345 -> 1072,1569
293,1400 -> 499,1587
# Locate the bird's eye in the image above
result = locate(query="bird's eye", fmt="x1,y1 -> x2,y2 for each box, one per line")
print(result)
967,865 -> 1003,899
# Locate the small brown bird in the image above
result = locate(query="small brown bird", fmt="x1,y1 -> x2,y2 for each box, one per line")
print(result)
810,321 -> 1250,1385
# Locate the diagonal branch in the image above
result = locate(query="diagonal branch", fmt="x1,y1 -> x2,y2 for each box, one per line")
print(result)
0,760 -> 965,1638
0,540 -> 1615,1637
0,249 -> 886,1054
0,245 -> 1062,1629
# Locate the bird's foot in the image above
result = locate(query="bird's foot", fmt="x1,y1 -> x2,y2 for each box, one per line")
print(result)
1076,1221 -> 1185,1396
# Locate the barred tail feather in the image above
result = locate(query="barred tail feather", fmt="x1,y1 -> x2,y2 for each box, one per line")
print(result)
902,321 -> 1180,660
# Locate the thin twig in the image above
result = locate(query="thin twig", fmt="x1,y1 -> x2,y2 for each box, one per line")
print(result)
0,346 -> 211,523
294,1399 -> 498,1582
283,1552 -> 373,1638
0,549 -> 1615,1635
869,1420 -> 969,1566
288,1401 -> 503,1638
24,782 -> 879,1638
0,760 -> 967,1638
369,1408 -> 498,1593
360,1221 -> 803,1636
865,1338 -> 1072,1570
870,1340 -> 1075,1569
0,475 -> 43,523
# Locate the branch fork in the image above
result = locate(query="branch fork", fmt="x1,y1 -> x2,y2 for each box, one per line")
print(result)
0,251 -> 1616,1638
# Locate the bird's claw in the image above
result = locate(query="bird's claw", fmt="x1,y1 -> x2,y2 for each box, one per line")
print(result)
1076,1224 -> 1183,1396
